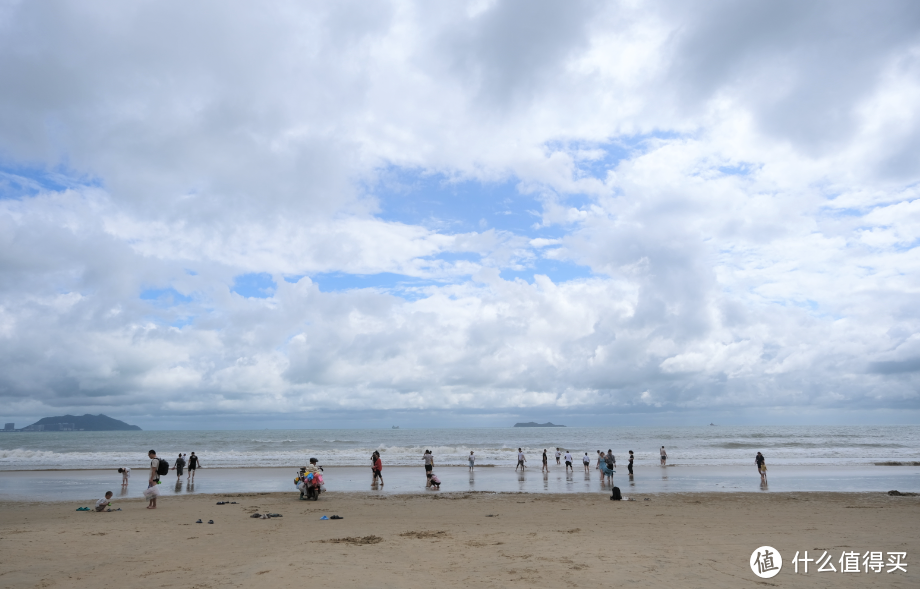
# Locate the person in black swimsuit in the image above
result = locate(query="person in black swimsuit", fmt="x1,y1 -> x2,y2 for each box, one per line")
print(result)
755,452 -> 766,482
188,452 -> 201,481
628,450 -> 634,475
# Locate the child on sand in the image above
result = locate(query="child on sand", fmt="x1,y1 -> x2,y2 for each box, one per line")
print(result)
95,491 -> 114,512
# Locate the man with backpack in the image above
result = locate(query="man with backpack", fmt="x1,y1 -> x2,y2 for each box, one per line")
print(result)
147,449 -> 168,509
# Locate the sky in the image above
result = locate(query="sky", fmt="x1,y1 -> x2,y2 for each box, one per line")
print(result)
1,0 -> 919,429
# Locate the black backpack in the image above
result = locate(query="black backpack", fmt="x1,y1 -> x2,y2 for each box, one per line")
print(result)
157,458 -> 170,476
610,486 -> 622,501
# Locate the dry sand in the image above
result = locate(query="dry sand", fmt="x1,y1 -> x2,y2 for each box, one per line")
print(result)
1,491 -> 917,588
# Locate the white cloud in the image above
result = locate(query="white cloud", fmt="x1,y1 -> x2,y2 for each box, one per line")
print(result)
0,1 -> 918,423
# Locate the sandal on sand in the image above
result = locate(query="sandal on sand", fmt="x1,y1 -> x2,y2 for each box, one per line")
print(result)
196,519 -> 203,523
250,513 -> 262,518
330,515 -> 343,519
208,520 -> 214,524
268,513 -> 282,518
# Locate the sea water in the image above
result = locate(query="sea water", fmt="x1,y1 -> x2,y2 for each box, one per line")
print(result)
2,425 -> 919,471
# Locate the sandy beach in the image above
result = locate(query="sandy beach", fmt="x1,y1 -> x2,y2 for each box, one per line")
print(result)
1,491 -> 917,588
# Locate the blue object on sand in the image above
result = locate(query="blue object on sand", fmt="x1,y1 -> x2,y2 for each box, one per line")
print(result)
320,515 -> 328,520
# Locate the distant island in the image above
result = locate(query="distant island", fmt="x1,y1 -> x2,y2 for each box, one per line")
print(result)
513,422 -> 565,428
18,414 -> 142,432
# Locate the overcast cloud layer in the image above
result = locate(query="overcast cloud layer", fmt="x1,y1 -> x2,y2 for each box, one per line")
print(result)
1,0 -> 919,428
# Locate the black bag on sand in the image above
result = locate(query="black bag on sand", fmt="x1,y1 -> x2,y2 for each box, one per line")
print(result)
610,487 -> 622,501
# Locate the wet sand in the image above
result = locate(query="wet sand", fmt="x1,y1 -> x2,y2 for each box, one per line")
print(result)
2,464 -> 919,501
0,491 -> 918,588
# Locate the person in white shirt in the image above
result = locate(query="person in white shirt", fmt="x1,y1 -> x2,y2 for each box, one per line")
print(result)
95,491 -> 114,512
660,446 -> 667,466
516,448 -> 526,471
554,449 -> 561,465
582,452 -> 591,473
117,467 -> 130,485
147,449 -> 160,509
564,451 -> 574,471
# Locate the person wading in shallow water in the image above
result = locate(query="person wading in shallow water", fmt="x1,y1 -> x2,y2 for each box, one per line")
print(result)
187,452 -> 201,481
756,452 -> 767,483
542,449 -> 549,473
516,448 -> 526,471
423,449 -> 434,484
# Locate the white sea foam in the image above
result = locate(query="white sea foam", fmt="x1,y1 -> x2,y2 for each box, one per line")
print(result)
1,425 -> 918,470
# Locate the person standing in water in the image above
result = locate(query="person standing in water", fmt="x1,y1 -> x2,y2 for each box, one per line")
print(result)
373,451 -> 383,486
755,452 -> 766,483
172,453 -> 185,480
554,448 -> 561,465
596,450 -> 602,470
627,450 -> 634,475
423,449 -> 434,481
468,451 -> 475,471
582,452 -> 590,473
564,450 -> 574,472
542,449 -> 549,472
516,448 -> 526,471
187,452 -> 201,481
660,446 -> 667,466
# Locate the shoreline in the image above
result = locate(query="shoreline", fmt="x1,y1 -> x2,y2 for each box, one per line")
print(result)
2,464 -> 918,502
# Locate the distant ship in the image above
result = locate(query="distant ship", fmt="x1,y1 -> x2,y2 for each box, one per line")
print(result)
392,425 -> 400,429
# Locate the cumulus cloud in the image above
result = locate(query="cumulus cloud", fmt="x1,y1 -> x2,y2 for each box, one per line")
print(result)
0,0 -> 918,425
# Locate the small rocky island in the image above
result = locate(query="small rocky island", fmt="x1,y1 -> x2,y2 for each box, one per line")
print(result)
19,414 -> 142,432
513,422 -> 565,428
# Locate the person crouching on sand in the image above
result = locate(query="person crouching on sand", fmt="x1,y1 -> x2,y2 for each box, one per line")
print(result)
95,491 -> 114,512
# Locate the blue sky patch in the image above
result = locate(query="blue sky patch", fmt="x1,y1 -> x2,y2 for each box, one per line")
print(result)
500,257 -> 593,284
310,271 -> 437,293
0,161 -> 101,200
232,272 -> 277,298
140,287 -> 192,307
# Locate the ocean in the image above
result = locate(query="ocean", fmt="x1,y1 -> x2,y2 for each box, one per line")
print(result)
2,425 -> 919,471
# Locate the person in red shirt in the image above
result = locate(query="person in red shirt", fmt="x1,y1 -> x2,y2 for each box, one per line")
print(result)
373,451 -> 383,486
